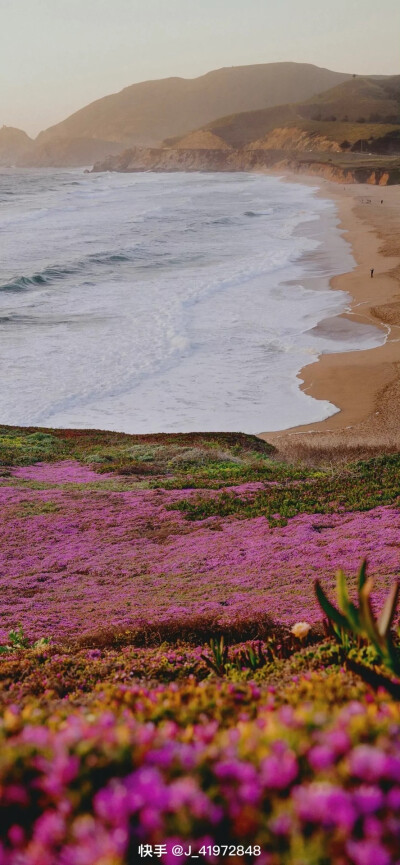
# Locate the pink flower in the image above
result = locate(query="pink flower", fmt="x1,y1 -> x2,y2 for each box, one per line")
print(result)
269,813 -> 292,835
386,787 -> 400,809
325,728 -> 351,756
346,840 -> 390,865
354,786 -> 384,815
8,825 -> 25,848
260,749 -> 298,790
38,754 -> 80,797
294,783 -> 356,830
33,811 -> 66,846
350,746 -> 389,782
308,744 -> 335,771
2,784 -> 29,806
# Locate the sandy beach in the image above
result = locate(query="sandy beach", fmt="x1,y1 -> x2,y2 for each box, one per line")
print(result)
261,177 -> 400,455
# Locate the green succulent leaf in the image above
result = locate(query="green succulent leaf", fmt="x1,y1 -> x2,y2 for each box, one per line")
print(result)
357,559 -> 368,594
337,569 -> 350,612
336,569 -> 361,633
315,580 -> 352,633
377,582 -> 400,638
359,578 -> 384,649
318,563 -> 400,681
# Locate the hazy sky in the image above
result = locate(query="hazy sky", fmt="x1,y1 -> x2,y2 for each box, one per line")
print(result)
1,0 -> 399,136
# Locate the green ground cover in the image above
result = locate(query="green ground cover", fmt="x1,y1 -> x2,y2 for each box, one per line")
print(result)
2,428 -> 400,863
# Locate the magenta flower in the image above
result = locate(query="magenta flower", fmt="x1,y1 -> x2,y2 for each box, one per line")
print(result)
354,786 -> 385,815
269,813 -> 292,835
1,463 -> 400,641
294,783 -> 356,830
308,744 -> 335,771
346,840 -> 391,865
349,746 -> 392,783
260,749 -> 298,791
386,787 -> 400,809
33,811 -> 66,846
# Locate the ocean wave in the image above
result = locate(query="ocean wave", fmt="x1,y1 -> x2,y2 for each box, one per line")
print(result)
0,168 -> 370,434
0,267 -> 80,293
87,252 -> 132,265
0,249 -> 141,293
244,209 -> 273,217
0,312 -> 108,328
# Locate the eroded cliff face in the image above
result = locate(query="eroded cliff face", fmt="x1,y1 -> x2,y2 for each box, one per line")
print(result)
91,146 -> 304,173
92,146 -> 236,172
92,146 -> 396,185
173,130 -> 233,150
247,127 -> 342,153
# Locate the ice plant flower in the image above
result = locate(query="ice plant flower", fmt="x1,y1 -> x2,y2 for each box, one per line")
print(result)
291,621 -> 311,640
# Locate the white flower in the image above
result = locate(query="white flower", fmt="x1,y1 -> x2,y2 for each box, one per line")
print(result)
291,621 -> 311,640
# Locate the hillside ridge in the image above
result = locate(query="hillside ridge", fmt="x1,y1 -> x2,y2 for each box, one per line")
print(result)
93,75 -> 400,184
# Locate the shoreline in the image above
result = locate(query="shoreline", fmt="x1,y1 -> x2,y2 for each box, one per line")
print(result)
260,176 -> 400,451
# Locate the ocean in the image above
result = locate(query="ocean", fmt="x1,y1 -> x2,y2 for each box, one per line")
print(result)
0,168 -> 384,433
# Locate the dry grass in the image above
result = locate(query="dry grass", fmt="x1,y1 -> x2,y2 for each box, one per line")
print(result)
269,432 -> 400,468
70,614 -> 325,650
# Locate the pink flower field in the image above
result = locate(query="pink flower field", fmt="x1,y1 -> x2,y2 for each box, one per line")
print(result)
0,460 -> 398,643
2,435 -> 400,865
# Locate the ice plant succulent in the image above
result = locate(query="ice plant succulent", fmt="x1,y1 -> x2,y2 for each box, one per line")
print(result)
201,636 -> 230,676
315,561 -> 400,677
2,467 -> 400,643
2,442 -> 400,861
0,627 -> 51,655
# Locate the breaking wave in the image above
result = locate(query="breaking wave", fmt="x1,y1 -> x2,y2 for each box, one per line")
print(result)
0,168 -> 384,432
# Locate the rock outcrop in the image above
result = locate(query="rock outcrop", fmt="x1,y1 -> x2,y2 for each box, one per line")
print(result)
0,126 -> 35,165
171,130 -> 232,150
247,127 -> 342,153
92,145 -> 399,185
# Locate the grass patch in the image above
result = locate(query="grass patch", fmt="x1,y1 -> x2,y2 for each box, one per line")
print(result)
172,452 -> 400,524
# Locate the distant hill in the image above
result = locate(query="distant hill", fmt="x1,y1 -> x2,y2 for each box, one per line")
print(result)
0,126 -> 34,165
298,76 -> 400,123
37,63 -> 354,152
93,75 -> 400,186
174,76 -> 400,151
19,136 -> 123,168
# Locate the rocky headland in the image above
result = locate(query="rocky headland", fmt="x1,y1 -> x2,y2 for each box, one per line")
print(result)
92,143 -> 400,185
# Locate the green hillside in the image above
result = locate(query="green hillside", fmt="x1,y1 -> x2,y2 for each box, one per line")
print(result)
174,76 -> 400,153
299,75 -> 400,123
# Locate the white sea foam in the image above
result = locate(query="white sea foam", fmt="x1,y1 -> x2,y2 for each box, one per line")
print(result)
0,168 -> 385,433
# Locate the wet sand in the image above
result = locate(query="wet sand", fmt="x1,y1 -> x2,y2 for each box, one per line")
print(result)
260,179 -> 400,453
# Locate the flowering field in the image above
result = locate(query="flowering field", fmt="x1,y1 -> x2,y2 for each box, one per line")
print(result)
1,426 -> 400,863
1,439 -> 400,644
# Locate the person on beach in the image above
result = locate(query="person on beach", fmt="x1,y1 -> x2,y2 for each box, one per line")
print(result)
370,268 -> 374,278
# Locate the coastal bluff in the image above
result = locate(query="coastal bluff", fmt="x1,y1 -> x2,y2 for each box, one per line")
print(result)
92,75 -> 400,183
91,145 -> 399,185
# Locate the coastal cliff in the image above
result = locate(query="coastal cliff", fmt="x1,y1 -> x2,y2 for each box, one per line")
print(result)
91,75 -> 400,183
6,70 -> 400,170
92,145 -> 400,185
0,126 -> 35,165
